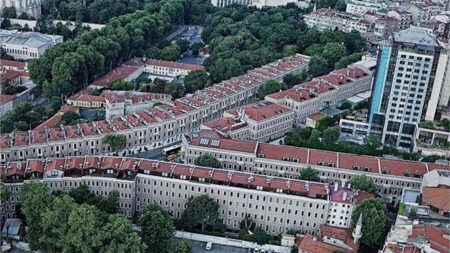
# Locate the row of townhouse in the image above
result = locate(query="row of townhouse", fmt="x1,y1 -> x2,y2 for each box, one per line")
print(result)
265,67 -> 372,125
182,130 -> 450,206
1,156 -> 332,236
201,100 -> 295,142
0,54 -> 310,163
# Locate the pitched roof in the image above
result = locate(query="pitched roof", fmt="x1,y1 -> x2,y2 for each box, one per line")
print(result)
422,186 -> 450,211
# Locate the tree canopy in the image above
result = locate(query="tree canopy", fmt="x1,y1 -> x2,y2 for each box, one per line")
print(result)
103,134 -> 127,154
180,195 -> 220,231
19,182 -> 145,252
257,80 -> 287,100
299,166 -> 321,182
348,174 -> 378,194
351,199 -> 388,248
202,6 -> 366,82
139,203 -> 175,253
194,154 -> 221,168
175,240 -> 193,253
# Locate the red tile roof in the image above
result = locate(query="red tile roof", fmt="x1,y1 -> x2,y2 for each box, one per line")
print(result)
410,225 -> 450,252
0,94 -> 15,106
258,143 -> 308,163
0,59 -> 26,69
422,187 -> 450,212
145,59 -> 205,71
230,101 -> 292,122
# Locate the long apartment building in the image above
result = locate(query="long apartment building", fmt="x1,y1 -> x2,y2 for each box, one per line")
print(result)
0,54 -> 310,163
1,156 -> 331,236
266,67 -> 372,125
182,130 -> 450,206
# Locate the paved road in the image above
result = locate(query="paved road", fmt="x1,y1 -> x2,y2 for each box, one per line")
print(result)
176,239 -> 249,253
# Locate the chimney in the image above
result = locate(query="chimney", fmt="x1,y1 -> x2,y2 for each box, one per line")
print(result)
334,183 -> 339,192
343,192 -> 348,201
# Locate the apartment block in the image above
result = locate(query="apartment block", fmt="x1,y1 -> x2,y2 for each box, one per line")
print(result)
1,156 -> 330,236
266,67 -> 372,125
182,130 -> 449,206
0,54 -> 310,163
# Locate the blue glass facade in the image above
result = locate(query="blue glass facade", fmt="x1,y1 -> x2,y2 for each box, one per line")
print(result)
369,46 -> 391,123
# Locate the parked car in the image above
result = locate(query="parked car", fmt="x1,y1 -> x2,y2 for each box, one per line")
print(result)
206,242 -> 213,251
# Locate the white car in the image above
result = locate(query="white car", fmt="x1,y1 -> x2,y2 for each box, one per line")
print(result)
206,242 -> 213,251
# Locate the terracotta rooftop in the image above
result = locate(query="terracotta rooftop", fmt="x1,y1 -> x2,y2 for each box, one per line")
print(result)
422,186 -> 450,212
146,59 -> 205,71
227,101 -> 293,122
0,59 -> 26,69
1,156 -> 329,201
409,225 -> 450,252
189,131 -> 438,178
0,94 -> 15,106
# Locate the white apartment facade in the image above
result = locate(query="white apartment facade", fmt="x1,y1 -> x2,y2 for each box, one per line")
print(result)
1,156 -> 330,236
0,30 -> 63,60
182,133 -> 437,206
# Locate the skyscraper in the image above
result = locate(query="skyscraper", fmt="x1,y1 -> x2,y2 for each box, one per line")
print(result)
369,26 -> 448,151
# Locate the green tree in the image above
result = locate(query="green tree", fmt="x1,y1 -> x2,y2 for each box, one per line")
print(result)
59,111 -> 81,126
177,39 -> 190,53
308,129 -> 321,146
283,72 -> 306,88
1,18 -> 11,29
322,42 -> 347,66
68,185 -> 97,206
2,6 -> 16,18
283,45 -> 297,57
100,214 -> 146,253
364,135 -> 381,150
164,82 -> 184,99
184,70 -> 211,94
98,191 -> 120,214
299,166 -> 320,182
351,199 -> 388,248
208,58 -> 242,83
348,174 -> 377,194
39,195 -> 77,252
19,182 -> 54,250
147,46 -> 161,59
253,227 -> 270,245
103,134 -> 127,155
180,195 -> 220,231
174,240 -> 192,253
308,56 -> 328,77
0,182 -> 10,202
335,52 -> 363,69
322,127 -> 339,145
110,80 -> 134,91
194,154 -> 221,168
441,118 -> 450,131
191,42 -> 204,57
161,44 -> 181,61
139,203 -> 175,253
63,204 -> 103,253
257,80 -> 287,100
